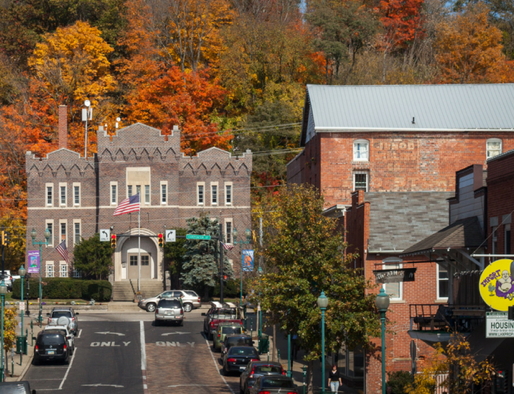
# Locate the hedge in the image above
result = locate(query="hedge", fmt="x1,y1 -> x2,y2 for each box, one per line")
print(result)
11,278 -> 112,302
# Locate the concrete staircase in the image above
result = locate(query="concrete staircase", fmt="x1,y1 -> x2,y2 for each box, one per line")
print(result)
111,280 -> 164,301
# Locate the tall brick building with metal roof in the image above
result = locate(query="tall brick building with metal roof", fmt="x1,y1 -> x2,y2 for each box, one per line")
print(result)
26,107 -> 252,299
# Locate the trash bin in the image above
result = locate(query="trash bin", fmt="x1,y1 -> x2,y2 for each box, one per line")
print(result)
16,336 -> 27,355
258,333 -> 269,354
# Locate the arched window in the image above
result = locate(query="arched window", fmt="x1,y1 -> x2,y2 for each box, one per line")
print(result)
353,139 -> 369,161
486,138 -> 502,159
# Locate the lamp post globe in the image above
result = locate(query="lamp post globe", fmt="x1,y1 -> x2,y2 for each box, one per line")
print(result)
317,291 -> 329,394
375,288 -> 390,394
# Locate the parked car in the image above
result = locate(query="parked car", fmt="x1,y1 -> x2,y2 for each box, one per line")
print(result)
222,346 -> 260,375
248,375 -> 299,394
240,361 -> 286,394
154,298 -> 184,326
0,270 -> 12,291
33,330 -> 71,364
213,322 -> 244,352
0,381 -> 36,394
221,334 -> 254,354
46,307 -> 79,335
138,290 -> 200,312
43,323 -> 75,354
202,301 -> 240,339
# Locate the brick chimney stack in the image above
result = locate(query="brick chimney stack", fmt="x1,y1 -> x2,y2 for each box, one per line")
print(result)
58,105 -> 68,150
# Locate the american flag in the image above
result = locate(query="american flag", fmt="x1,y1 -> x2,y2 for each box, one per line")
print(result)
56,241 -> 70,264
222,243 -> 234,251
113,194 -> 140,216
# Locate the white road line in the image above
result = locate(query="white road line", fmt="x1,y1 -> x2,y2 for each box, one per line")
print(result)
140,320 -> 147,370
58,347 -> 77,390
206,337 -> 235,394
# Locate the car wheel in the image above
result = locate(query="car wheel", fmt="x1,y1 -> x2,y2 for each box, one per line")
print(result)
146,303 -> 156,312
183,303 -> 192,312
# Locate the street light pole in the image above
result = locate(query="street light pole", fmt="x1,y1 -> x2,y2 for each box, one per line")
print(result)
0,280 -> 6,381
232,227 -> 252,306
31,228 -> 51,326
317,291 -> 329,394
375,288 -> 390,394
19,265 -> 26,356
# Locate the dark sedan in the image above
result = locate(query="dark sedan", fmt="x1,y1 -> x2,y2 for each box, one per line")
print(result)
249,375 -> 299,394
221,334 -> 254,354
222,346 -> 260,375
240,361 -> 286,394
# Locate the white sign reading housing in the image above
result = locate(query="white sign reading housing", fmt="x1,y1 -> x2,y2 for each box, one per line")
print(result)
486,312 -> 514,338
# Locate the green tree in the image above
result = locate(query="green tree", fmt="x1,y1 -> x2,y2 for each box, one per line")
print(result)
163,228 -> 188,288
250,183 -> 380,392
73,234 -> 113,279
181,214 -> 234,297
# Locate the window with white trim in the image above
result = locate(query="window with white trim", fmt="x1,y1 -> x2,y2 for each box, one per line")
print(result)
73,221 -> 81,245
46,184 -> 53,207
486,138 -> 502,158
60,263 -> 68,278
110,182 -> 117,205
197,183 -> 205,205
225,183 -> 233,205
225,220 -> 233,244
73,183 -> 80,206
60,183 -> 67,206
353,172 -> 368,192
60,221 -> 67,244
45,220 -> 54,247
353,139 -> 369,161
136,185 -> 141,196
46,262 -> 54,278
437,265 -> 449,300
128,185 -> 133,196
144,185 -> 150,204
382,257 -> 403,300
211,183 -> 218,205
160,182 -> 167,205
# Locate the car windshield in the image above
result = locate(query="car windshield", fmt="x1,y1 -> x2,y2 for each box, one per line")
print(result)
52,311 -> 72,318
229,347 -> 258,356
158,300 -> 181,308
261,378 -> 294,388
222,326 -> 242,335
227,337 -> 252,346
255,366 -> 282,374
40,334 -> 64,345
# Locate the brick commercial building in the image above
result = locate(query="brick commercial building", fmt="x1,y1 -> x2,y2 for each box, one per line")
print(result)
287,84 -> 514,393
26,106 -> 252,298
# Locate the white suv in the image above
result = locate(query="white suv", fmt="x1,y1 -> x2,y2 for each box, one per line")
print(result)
139,290 -> 201,312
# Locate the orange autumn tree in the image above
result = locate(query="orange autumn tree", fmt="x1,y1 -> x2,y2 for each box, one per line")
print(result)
434,2 -> 514,83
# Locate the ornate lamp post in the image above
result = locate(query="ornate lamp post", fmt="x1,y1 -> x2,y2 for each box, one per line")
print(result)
0,280 -> 6,381
30,228 -> 51,325
232,227 -> 252,306
375,288 -> 390,394
317,291 -> 329,394
18,265 -> 27,355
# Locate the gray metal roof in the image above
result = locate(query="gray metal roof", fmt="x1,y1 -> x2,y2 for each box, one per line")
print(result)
366,192 -> 454,252
305,84 -> 514,132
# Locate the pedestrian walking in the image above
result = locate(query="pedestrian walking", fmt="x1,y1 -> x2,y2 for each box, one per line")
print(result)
328,364 -> 343,393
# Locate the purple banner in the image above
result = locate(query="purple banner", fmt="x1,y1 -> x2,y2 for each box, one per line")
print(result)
27,250 -> 40,274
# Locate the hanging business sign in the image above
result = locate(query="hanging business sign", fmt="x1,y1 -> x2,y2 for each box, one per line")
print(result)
242,250 -> 254,272
27,250 -> 40,274
373,268 -> 416,283
486,312 -> 514,338
479,259 -> 514,312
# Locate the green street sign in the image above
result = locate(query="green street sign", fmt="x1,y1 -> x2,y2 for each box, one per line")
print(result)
186,234 -> 211,240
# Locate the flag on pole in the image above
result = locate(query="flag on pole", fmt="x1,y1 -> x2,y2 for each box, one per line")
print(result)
113,194 -> 140,216
221,243 -> 234,251
56,241 -> 70,264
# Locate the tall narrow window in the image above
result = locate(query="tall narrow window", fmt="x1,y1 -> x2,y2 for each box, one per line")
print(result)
487,138 -> 502,158
354,172 -> 368,191
73,184 -> 80,206
74,222 -> 81,245
161,183 -> 167,205
46,263 -> 54,278
46,185 -> 53,206
60,185 -> 66,206
382,258 -> 403,300
128,185 -> 133,196
225,183 -> 233,205
353,140 -> 369,161
46,222 -> 54,247
60,264 -> 68,278
225,221 -> 233,244
211,183 -> 218,205
136,185 -> 141,196
437,265 -> 449,300
111,183 -> 117,205
145,185 -> 150,204
197,183 -> 205,205
60,222 -> 66,242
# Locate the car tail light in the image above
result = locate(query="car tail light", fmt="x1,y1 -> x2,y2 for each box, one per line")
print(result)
251,358 -> 260,361
282,370 -> 287,375
227,358 -> 237,362
155,308 -> 160,314
35,345 -> 39,353
180,309 -> 184,314
217,333 -> 221,338
249,368 -> 255,378
63,344 -> 67,352
258,391 -> 271,394
210,322 -> 216,328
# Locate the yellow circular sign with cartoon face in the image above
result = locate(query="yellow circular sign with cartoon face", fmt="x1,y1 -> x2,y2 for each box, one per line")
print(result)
479,259 -> 514,311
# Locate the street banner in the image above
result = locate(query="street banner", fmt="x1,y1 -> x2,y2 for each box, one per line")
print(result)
242,250 -> 254,272
479,259 -> 514,311
27,250 -> 40,274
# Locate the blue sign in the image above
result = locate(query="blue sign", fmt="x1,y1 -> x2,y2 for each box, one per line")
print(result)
242,250 -> 254,272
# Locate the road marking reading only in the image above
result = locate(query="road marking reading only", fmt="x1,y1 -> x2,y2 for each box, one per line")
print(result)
90,342 -> 131,347
95,331 -> 126,336
156,341 -> 195,347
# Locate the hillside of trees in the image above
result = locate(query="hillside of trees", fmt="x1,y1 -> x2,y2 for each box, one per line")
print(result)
0,0 -> 513,229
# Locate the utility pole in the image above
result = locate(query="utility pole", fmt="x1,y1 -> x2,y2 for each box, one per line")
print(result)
219,223 -> 224,303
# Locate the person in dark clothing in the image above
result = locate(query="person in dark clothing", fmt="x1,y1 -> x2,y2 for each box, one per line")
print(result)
328,364 -> 343,392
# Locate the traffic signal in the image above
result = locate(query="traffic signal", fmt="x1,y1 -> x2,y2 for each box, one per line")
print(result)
0,231 -> 8,246
0,231 -> 4,246
158,233 -> 164,248
110,234 -> 117,248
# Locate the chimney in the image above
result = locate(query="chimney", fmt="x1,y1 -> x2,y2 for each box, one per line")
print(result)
58,105 -> 68,150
